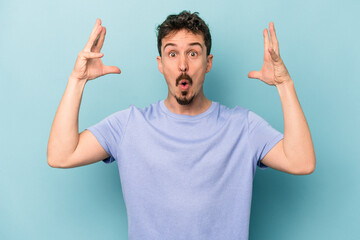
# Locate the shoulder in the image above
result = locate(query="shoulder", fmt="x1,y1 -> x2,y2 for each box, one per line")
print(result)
216,102 -> 249,120
215,103 -> 274,133
110,101 -> 165,124
109,102 -> 159,118
219,103 -> 267,127
134,101 -> 162,119
107,105 -> 134,121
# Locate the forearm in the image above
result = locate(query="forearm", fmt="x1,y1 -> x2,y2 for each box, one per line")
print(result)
47,77 -> 87,167
276,79 -> 316,172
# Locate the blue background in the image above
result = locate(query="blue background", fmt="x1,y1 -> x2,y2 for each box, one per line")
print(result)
1,0 -> 359,239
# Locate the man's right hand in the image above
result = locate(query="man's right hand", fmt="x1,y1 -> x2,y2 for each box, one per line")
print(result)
70,18 -> 121,82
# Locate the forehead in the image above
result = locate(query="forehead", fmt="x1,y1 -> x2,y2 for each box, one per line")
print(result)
161,29 -> 205,48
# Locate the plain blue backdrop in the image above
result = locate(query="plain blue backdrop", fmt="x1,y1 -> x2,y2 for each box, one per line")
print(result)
1,0 -> 359,239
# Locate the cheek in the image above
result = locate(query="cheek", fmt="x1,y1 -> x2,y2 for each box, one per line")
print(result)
162,65 -> 177,79
162,69 -> 177,89
192,64 -> 207,81
193,58 -> 208,73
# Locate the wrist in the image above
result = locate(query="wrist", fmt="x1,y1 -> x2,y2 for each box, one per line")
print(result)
67,76 -> 87,90
275,77 -> 293,88
69,73 -> 87,82
276,78 -> 295,99
69,71 -> 88,82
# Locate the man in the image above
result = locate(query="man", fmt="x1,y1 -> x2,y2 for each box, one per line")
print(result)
47,11 -> 315,240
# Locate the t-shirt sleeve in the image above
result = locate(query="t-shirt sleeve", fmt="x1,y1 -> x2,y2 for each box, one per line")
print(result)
247,110 -> 284,169
86,107 -> 132,164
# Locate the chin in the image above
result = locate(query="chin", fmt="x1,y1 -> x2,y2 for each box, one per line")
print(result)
175,93 -> 195,105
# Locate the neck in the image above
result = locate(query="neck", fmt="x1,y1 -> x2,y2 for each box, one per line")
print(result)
164,91 -> 212,116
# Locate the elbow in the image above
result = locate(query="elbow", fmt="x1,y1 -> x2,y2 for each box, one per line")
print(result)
47,158 -> 59,168
47,143 -> 72,168
308,161 -> 316,174
304,154 -> 316,175
47,157 -> 69,168
47,150 -> 68,169
47,156 -> 61,168
47,148 -> 59,168
292,158 -> 316,175
300,164 -> 315,175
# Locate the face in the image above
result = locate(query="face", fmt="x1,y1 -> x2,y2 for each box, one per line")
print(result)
157,29 -> 213,105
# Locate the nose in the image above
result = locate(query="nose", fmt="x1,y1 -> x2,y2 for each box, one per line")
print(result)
178,54 -> 188,72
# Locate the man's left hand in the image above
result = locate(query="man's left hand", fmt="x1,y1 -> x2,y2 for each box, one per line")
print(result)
248,22 -> 291,86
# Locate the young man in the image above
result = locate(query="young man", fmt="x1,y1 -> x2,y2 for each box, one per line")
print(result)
47,11 -> 315,240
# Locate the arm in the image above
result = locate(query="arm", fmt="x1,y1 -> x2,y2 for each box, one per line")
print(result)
47,19 -> 121,168
248,22 -> 316,175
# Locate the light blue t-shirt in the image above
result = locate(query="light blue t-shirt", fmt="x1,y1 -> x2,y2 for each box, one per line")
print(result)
87,100 -> 283,240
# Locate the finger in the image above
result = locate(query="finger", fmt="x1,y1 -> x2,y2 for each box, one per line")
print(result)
87,18 -> 101,40
103,65 -> 121,74
93,27 -> 106,53
84,19 -> 103,52
268,47 -> 281,62
248,71 -> 262,79
269,22 -> 279,54
88,18 -> 101,42
79,51 -> 104,59
84,25 -> 102,52
263,28 -> 270,56
91,18 -> 101,36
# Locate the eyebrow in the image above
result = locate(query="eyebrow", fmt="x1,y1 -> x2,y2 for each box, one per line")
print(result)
189,42 -> 203,49
163,42 -> 203,51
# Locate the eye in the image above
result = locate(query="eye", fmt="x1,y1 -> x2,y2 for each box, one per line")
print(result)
169,52 -> 176,57
189,51 -> 198,57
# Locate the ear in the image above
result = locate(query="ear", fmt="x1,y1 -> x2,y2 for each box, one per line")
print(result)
205,54 -> 213,73
156,56 -> 163,74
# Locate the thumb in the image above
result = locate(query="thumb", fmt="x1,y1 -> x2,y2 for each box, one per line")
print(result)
248,71 -> 262,79
103,65 -> 121,75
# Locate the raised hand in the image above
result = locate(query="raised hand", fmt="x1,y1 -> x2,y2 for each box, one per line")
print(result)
248,22 -> 290,86
70,19 -> 121,82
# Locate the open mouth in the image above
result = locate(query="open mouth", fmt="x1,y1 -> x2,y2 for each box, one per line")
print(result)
176,73 -> 192,91
179,79 -> 190,90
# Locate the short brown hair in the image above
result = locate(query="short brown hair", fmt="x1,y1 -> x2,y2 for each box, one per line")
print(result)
156,11 -> 212,56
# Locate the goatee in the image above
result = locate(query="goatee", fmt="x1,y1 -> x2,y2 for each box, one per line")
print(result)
175,73 -> 194,105
175,94 -> 195,105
